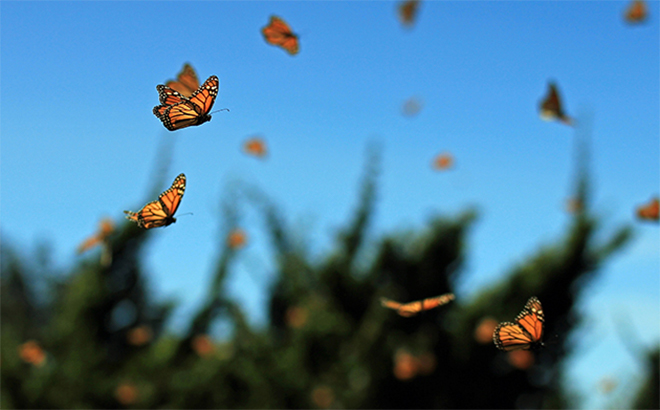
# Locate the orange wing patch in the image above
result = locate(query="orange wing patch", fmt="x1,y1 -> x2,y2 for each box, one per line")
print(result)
381,293 -> 455,317
636,197 -> 659,222
398,0 -> 420,27
493,296 -> 545,351
262,15 -> 299,55
77,218 -> 114,254
432,152 -> 454,171
166,63 -> 200,98
624,0 -> 648,24
243,137 -> 268,158
124,173 -> 186,229
153,75 -> 219,131
539,81 -> 573,126
227,228 -> 248,249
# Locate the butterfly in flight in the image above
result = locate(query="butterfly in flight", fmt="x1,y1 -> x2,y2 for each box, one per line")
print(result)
432,152 -> 454,171
77,218 -> 115,254
153,75 -> 219,131
624,0 -> 648,24
398,0 -> 420,27
493,296 -> 545,351
124,173 -> 186,229
381,293 -> 455,317
636,197 -> 659,222
539,81 -> 573,126
243,137 -> 268,158
262,15 -> 299,55
165,63 -> 200,98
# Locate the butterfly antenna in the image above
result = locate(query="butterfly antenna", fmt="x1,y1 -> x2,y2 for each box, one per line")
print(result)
210,108 -> 230,115
178,212 -> 194,218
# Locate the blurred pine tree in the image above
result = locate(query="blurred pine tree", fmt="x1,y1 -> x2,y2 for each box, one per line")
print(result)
2,147 -> 652,409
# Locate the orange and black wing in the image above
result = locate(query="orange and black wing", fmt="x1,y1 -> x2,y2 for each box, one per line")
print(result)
154,76 -> 218,131
262,16 -> 299,55
398,0 -> 420,27
156,84 -> 188,106
539,82 -> 572,126
244,137 -> 268,158
625,0 -> 648,23
124,174 -> 186,229
166,63 -> 200,97
493,296 -> 545,351
637,197 -> 659,221
381,293 -> 454,317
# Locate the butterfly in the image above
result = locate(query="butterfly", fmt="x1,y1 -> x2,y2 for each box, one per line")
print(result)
432,152 -> 454,171
77,218 -> 114,254
243,137 -> 268,158
165,63 -> 200,98
402,96 -> 423,117
262,16 -> 299,55
381,293 -> 455,317
624,0 -> 648,24
539,81 -> 573,126
493,296 -> 545,351
636,197 -> 659,221
153,75 -> 219,131
398,0 -> 420,27
124,173 -> 186,229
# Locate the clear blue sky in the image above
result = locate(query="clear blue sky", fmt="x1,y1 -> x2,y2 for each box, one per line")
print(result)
2,1 -> 658,408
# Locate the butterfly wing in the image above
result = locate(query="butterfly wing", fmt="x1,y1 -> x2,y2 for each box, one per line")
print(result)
625,0 -> 648,23
166,63 -> 200,97
421,293 -> 455,310
493,296 -> 544,351
124,174 -> 186,229
262,16 -> 299,55
398,0 -> 420,26
244,137 -> 267,157
540,82 -> 573,126
637,197 -> 660,221
493,322 -> 535,351
157,85 -> 188,106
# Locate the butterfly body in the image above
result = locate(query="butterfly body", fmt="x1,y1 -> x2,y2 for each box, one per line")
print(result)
153,75 -> 219,131
166,63 -> 200,98
124,173 -> 186,229
493,296 -> 545,351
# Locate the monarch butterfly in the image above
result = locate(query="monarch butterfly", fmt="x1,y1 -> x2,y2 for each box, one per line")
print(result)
402,96 -> 423,117
227,228 -> 248,249
243,137 -> 268,158
153,75 -> 219,131
625,0 -> 648,24
539,81 -> 573,126
636,197 -> 659,221
493,296 -> 545,351
381,293 -> 455,317
77,218 -> 115,254
262,16 -> 299,55
124,173 -> 186,229
432,152 -> 454,171
165,63 -> 200,98
398,0 -> 420,27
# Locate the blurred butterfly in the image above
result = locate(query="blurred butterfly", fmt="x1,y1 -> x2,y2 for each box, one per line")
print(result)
227,228 -> 248,249
165,63 -> 200,98
636,197 -> 659,221
153,75 -> 219,131
539,81 -> 573,126
262,15 -> 299,55
432,152 -> 454,171
243,137 -> 268,158
124,173 -> 186,229
493,296 -> 545,351
624,0 -> 648,24
77,218 -> 114,254
402,96 -> 423,117
381,293 -> 455,317
398,0 -> 420,27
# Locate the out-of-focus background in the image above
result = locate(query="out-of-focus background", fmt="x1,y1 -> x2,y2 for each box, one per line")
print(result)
1,1 -> 658,409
